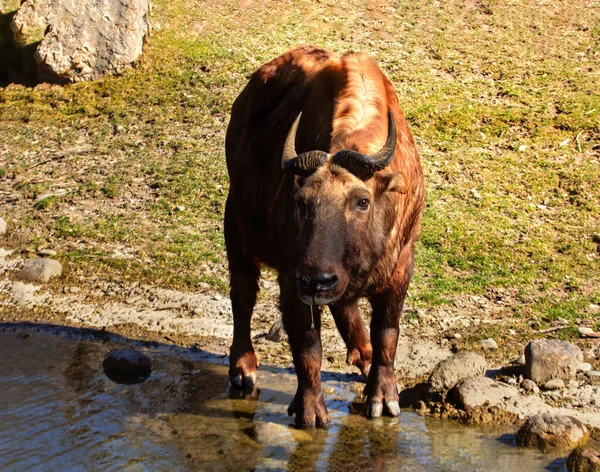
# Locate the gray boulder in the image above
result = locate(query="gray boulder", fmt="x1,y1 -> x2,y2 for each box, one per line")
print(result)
525,339 -> 583,384
568,442 -> 600,472
11,0 -> 151,83
18,258 -> 62,283
428,350 -> 487,399
516,414 -> 589,452
449,376 -> 519,410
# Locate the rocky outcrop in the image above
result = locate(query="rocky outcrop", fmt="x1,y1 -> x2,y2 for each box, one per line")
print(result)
428,351 -> 487,400
10,0 -> 151,83
525,339 -> 584,384
516,414 -> 589,452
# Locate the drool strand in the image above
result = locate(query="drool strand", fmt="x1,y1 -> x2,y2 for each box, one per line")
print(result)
310,305 -> 315,330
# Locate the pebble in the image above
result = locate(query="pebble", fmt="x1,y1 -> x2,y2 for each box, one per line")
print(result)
579,326 -> 595,336
68,286 -> 81,294
516,414 -> 589,451
323,387 -> 335,395
37,249 -> 57,257
521,378 -> 539,394
543,379 -> 565,390
514,354 -> 527,366
125,296 -> 142,305
453,333 -> 462,339
507,377 -> 518,385
577,363 -> 592,372
479,338 -> 498,350
174,205 -> 186,212
589,304 -> 600,314
586,371 -> 600,379
0,217 -> 6,235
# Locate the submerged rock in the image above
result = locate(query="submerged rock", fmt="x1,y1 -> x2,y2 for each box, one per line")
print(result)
567,442 -> 600,472
103,348 -> 152,384
18,258 -> 62,283
428,351 -> 486,400
516,414 -> 589,451
525,339 -> 583,384
449,376 -> 519,410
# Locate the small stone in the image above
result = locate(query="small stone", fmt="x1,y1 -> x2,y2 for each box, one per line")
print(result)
103,349 -> 152,384
266,318 -> 286,342
521,379 -> 539,394
18,258 -> 62,283
0,217 -> 7,235
543,379 -> 565,390
525,339 -> 584,383
578,326 -> 595,337
516,414 -> 589,452
453,333 -> 462,339
567,443 -> 600,472
479,338 -> 498,350
507,377 -> 518,385
577,363 -> 592,372
586,371 -> 600,379
125,296 -> 141,305
428,351 -> 487,399
514,354 -> 527,366
68,286 -> 81,294
518,145 -> 528,152
37,248 -> 57,257
470,189 -> 482,200
174,205 -> 186,212
11,281 -> 39,306
323,387 -> 335,395
588,304 -> 600,314
449,376 -> 519,410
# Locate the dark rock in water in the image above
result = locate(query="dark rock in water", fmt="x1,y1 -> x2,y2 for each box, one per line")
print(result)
525,339 -> 583,384
567,442 -> 600,472
103,348 -> 152,384
516,414 -> 589,452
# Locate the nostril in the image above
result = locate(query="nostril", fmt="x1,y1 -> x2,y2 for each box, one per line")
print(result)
314,273 -> 338,292
297,275 -> 310,291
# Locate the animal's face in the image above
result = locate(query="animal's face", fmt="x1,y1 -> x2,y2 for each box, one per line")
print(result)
282,109 -> 403,305
293,165 -> 405,305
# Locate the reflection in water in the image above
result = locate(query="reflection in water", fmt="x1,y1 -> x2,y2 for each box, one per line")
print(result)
0,330 -> 573,471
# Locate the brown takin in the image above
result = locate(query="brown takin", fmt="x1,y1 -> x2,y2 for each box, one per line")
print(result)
224,45 -> 425,426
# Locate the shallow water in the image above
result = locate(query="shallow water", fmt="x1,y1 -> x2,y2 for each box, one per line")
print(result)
0,329 -> 568,471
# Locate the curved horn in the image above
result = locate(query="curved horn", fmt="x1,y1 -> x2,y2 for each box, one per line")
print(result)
282,112 -> 328,176
332,109 -> 397,180
282,112 -> 302,167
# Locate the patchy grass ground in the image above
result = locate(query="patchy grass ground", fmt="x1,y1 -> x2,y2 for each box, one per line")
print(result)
1,0 -> 599,352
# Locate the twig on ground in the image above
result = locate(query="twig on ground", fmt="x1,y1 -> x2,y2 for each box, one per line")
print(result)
575,131 -> 584,153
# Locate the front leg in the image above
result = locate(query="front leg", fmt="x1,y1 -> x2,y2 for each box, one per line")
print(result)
365,289 -> 405,418
280,275 -> 329,427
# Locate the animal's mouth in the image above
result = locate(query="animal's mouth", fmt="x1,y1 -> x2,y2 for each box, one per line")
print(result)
298,290 -> 341,306
296,273 -> 346,305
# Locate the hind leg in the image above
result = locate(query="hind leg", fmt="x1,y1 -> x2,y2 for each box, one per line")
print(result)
225,198 -> 260,388
329,302 -> 372,378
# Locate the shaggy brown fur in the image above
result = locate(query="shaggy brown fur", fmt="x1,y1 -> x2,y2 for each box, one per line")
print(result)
225,45 -> 425,426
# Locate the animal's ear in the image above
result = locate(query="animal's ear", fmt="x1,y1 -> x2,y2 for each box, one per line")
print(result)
378,172 -> 407,194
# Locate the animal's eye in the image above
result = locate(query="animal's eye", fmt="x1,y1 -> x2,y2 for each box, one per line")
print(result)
357,198 -> 370,210
295,198 -> 307,216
